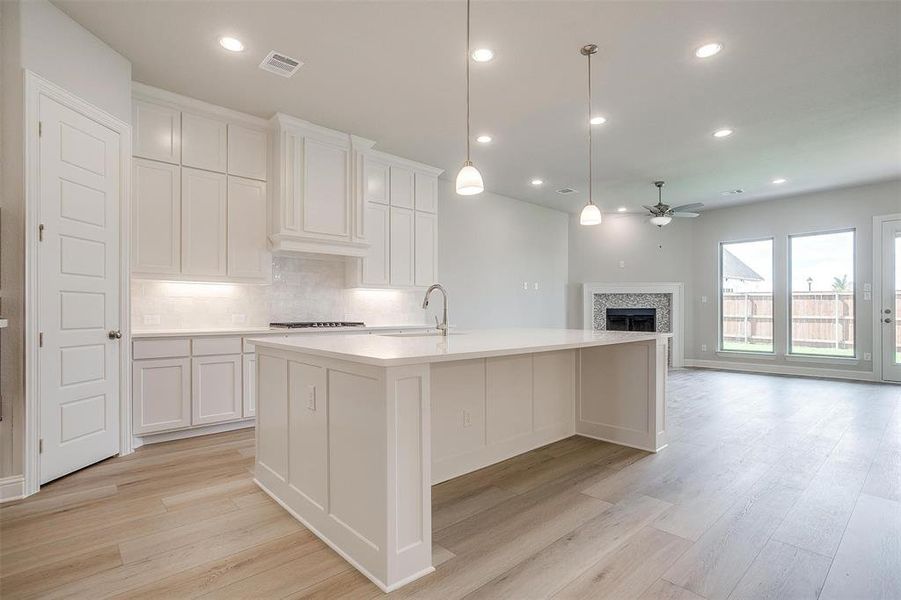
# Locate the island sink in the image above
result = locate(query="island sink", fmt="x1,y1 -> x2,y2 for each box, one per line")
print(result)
249,328 -> 669,592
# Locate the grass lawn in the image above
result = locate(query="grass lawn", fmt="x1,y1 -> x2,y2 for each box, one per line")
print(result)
721,341 -> 855,357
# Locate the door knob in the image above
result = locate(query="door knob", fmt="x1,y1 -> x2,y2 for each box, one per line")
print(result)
885,308 -> 893,314
108,329 -> 122,340
885,318 -> 893,324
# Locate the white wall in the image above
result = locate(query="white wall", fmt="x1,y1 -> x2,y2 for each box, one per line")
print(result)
437,180 -> 569,329
0,0 -> 132,479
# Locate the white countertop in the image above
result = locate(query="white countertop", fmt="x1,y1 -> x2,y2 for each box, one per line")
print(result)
250,328 -> 671,367
130,323 -> 433,339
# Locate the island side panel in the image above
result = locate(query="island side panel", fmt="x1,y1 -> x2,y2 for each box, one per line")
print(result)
575,339 -> 667,452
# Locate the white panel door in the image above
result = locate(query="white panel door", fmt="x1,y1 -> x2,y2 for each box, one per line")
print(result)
390,166 -> 414,209
132,158 -> 180,275
362,201 -> 390,286
303,138 -> 349,237
38,94 -> 121,484
227,124 -> 268,181
133,358 -> 191,434
132,100 -> 180,164
181,167 -> 227,277
242,354 -> 256,418
414,172 -> 438,213
414,211 -> 438,287
227,176 -> 269,279
181,112 -> 227,173
882,219 -> 901,382
390,207 -> 415,287
192,355 -> 242,425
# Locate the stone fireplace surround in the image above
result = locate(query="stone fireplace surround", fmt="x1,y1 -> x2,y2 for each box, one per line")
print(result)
582,282 -> 684,368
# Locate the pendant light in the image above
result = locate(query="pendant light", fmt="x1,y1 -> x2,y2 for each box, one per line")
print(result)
455,0 -> 484,196
579,44 -> 602,225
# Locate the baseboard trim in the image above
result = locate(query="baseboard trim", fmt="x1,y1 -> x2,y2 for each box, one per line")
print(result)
134,419 -> 255,448
683,359 -> 877,382
0,475 -> 26,504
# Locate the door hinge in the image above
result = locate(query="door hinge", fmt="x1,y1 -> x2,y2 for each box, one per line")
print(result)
38,223 -> 45,242
38,121 -> 42,137
39,439 -> 43,454
39,332 -> 44,347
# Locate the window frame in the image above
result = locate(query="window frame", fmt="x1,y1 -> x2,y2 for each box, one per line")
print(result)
718,236 -> 776,355
786,227 -> 857,359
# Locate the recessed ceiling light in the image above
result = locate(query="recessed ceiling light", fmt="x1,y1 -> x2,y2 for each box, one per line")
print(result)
589,116 -> 607,126
713,128 -> 733,138
617,207 -> 627,212
218,36 -> 245,52
530,178 -> 544,186
771,177 -> 787,184
471,48 -> 494,62
695,42 -> 723,59
476,134 -> 492,144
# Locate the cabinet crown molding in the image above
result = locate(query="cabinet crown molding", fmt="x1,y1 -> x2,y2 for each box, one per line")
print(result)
132,82 -> 269,130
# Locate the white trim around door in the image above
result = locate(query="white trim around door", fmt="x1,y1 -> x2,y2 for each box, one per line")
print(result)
874,213 -> 901,383
23,71 -> 133,497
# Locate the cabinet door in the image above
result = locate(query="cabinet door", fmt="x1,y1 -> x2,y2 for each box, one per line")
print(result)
133,358 -> 191,434
303,138 -> 349,237
363,155 -> 389,205
390,207 -> 415,286
389,166 -> 414,209
133,100 -> 180,164
132,158 -> 180,275
227,177 -> 269,279
243,354 -> 256,418
182,112 -> 227,173
361,202 -> 390,285
228,124 -> 268,181
414,172 -> 438,213
414,211 -> 438,287
192,354 -> 242,425
182,167 -> 227,277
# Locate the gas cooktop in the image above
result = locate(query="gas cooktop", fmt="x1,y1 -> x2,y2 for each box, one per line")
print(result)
270,321 -> 366,329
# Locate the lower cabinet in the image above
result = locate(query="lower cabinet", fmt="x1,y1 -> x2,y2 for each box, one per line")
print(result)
192,354 -> 243,425
133,357 -> 192,435
243,354 -> 256,418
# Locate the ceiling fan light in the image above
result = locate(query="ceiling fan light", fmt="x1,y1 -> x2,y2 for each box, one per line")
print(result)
580,203 -> 602,226
455,162 -> 484,195
650,215 -> 673,227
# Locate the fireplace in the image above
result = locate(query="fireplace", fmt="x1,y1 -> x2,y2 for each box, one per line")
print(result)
606,308 -> 656,332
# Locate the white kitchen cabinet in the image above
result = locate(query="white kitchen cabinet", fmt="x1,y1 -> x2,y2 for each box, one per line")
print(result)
227,177 -> 269,280
390,207 -> 415,287
181,112 -> 228,173
132,158 -> 180,275
414,171 -> 438,213
363,155 -> 389,205
414,211 -> 438,287
133,357 -> 191,434
243,354 -> 256,418
192,354 -> 243,425
390,166 -> 414,209
181,167 -> 227,277
361,201 -> 390,286
132,99 -> 180,164
227,124 -> 268,181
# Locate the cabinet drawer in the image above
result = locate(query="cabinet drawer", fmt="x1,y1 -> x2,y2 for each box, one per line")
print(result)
192,336 -> 242,356
133,338 -> 190,360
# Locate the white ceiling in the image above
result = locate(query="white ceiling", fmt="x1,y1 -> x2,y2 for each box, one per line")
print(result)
54,0 -> 901,214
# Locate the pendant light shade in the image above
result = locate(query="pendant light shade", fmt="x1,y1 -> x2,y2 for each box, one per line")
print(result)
579,44 -> 601,226
456,161 -> 484,195
580,203 -> 602,225
650,215 -> 672,227
456,0 -> 484,196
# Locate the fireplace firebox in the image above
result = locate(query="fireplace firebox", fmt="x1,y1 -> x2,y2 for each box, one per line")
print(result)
606,308 -> 656,332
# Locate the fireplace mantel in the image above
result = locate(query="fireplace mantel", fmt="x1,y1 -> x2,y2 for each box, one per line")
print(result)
582,282 -> 684,368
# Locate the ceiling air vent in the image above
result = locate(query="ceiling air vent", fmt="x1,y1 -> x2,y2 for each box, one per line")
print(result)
720,189 -> 744,196
556,187 -> 577,195
259,51 -> 303,78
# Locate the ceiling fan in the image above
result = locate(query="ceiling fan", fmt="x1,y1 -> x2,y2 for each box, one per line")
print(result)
643,181 -> 703,227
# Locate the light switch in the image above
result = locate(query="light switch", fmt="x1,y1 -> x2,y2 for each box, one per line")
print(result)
618,261 -> 625,269
701,296 -> 708,304
701,344 -> 708,352
462,409 -> 472,428
522,282 -> 529,290
307,385 -> 316,411
533,282 -> 539,290
864,352 -> 872,361
864,291 -> 872,301
863,283 -> 872,292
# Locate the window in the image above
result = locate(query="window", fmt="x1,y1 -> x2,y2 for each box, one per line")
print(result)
789,230 -> 855,357
720,239 -> 774,353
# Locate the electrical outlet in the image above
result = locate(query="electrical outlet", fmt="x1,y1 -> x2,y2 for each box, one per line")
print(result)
863,283 -> 872,292
864,291 -> 872,301
307,385 -> 316,411
533,282 -> 539,290
462,409 -> 472,428
618,260 -> 625,269
701,296 -> 708,304
142,314 -> 160,325
701,344 -> 708,352
864,352 -> 872,361
522,282 -> 528,290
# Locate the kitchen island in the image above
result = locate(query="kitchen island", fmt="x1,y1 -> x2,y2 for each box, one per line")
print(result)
250,328 -> 669,592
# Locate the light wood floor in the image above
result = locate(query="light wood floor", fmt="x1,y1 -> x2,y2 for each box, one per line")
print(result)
1,369 -> 899,599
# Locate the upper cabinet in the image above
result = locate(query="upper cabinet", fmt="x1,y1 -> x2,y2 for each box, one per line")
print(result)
269,114 -> 369,257
131,84 -> 270,282
414,172 -> 438,213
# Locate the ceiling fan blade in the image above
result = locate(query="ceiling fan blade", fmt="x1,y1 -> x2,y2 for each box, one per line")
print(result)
671,212 -> 700,218
671,202 -> 704,212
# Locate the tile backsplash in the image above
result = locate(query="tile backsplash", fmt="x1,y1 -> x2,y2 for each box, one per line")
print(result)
132,255 -> 428,331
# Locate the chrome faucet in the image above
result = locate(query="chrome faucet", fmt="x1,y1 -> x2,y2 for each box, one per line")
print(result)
421,284 -> 449,336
